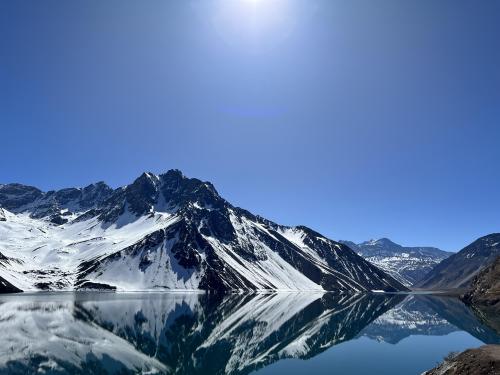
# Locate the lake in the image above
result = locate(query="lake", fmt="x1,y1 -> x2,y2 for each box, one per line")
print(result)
0,292 -> 498,374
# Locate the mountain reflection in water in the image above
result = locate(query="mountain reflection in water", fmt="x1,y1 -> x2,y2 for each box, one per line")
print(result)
0,292 -> 498,375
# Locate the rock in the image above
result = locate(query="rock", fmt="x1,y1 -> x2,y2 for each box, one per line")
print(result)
0,276 -> 22,293
423,345 -> 500,375
460,256 -> 500,333
461,256 -> 500,309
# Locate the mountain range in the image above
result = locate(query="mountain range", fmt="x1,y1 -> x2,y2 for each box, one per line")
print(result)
0,170 -> 406,293
340,238 -> 452,287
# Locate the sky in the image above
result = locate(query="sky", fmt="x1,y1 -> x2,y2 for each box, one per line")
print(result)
1,0 -> 499,251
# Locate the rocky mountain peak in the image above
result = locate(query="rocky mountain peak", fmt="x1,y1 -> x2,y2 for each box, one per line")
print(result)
94,170 -> 227,222
361,238 -> 400,249
159,170 -> 224,210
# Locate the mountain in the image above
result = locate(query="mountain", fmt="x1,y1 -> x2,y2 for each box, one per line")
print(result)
0,170 -> 407,293
340,238 -> 451,287
462,255 -> 500,309
0,292 -> 402,374
416,233 -> 500,290
461,255 -> 500,332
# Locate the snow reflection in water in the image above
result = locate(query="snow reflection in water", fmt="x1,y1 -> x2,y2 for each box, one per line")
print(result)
0,292 -> 498,375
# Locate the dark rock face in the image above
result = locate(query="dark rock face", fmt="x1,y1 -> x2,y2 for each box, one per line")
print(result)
0,208 -> 5,221
0,275 -> 22,293
96,170 -> 228,224
423,345 -> 500,375
417,234 -> 500,290
75,282 -> 117,291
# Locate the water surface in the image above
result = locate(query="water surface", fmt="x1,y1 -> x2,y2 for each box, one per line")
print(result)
0,292 -> 498,374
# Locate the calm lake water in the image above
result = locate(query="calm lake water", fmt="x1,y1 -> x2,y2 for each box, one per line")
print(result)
0,292 -> 498,375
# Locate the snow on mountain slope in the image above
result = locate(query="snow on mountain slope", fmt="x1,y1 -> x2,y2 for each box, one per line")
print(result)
341,238 -> 452,287
0,208 -> 179,291
0,170 -> 407,292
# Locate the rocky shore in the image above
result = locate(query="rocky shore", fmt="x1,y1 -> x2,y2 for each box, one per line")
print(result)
423,345 -> 500,375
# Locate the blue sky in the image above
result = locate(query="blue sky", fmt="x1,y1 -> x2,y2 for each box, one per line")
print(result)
1,0 -> 499,251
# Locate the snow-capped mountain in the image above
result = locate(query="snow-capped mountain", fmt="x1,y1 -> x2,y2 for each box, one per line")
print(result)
0,292 -> 401,374
416,233 -> 500,290
340,238 -> 452,287
0,170 -> 407,293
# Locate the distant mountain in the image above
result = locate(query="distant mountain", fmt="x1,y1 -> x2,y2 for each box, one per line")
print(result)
340,238 -> 451,287
416,234 -> 500,290
0,170 -> 407,293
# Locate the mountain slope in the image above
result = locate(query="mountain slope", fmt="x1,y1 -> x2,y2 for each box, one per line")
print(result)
340,238 -> 451,287
416,233 -> 500,290
462,255 -> 500,307
0,170 -> 407,293
0,275 -> 22,293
